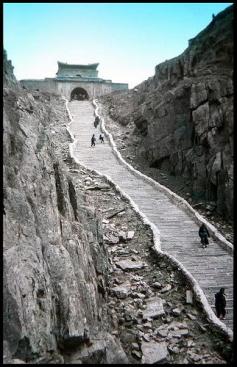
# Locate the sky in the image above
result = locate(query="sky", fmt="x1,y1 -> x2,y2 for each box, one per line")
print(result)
3,2 -> 232,89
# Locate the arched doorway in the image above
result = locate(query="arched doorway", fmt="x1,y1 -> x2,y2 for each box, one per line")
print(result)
70,87 -> 89,101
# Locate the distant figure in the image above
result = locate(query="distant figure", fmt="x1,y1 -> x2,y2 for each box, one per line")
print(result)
198,223 -> 210,248
91,134 -> 96,147
215,288 -> 226,320
94,116 -> 100,128
99,134 -> 104,143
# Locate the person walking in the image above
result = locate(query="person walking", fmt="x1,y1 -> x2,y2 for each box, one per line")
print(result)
94,116 -> 100,128
99,134 -> 104,143
198,223 -> 210,248
215,288 -> 226,320
91,134 -> 96,147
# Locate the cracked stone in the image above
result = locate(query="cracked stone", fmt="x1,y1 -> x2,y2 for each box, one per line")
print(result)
111,281 -> 131,299
131,342 -> 140,351
160,284 -> 172,293
131,350 -> 142,359
141,341 -> 169,364
143,297 -> 165,319
157,329 -> 168,338
187,313 -> 196,320
188,352 -> 202,362
142,334 -> 150,342
152,281 -> 162,289
168,345 -> 180,354
172,308 -> 182,316
118,231 -> 127,242
116,259 -> 145,271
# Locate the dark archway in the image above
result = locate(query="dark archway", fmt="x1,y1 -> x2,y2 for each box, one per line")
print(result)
70,87 -> 89,101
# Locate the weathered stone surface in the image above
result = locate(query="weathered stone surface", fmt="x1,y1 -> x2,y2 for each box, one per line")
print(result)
141,341 -> 169,364
187,313 -> 196,320
3,54 -> 126,363
111,281 -> 131,299
160,284 -> 172,293
168,329 -> 189,339
118,230 -> 127,242
3,50 -> 19,89
143,297 -> 165,319
157,329 -> 168,338
152,281 -> 162,289
68,333 -> 128,364
104,233 -> 119,245
172,307 -> 182,316
99,5 -> 233,221
11,359 -> 26,364
131,342 -> 140,351
186,290 -> 193,304
116,259 -> 145,271
127,230 -> 135,240
132,350 -> 142,359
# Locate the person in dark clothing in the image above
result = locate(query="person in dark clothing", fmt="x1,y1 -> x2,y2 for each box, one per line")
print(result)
94,116 -> 100,128
215,288 -> 226,319
99,134 -> 104,143
198,223 -> 210,248
91,134 -> 96,147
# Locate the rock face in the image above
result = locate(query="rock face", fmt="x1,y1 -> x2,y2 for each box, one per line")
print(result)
3,52 -> 127,364
3,50 -> 19,89
99,5 -> 233,221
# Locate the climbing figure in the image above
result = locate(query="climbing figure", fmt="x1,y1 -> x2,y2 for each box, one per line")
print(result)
94,116 -> 100,128
91,134 -> 96,147
198,223 -> 210,248
215,288 -> 226,320
99,133 -> 104,143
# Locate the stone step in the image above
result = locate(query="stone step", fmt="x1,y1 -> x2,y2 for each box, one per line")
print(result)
68,100 -> 233,331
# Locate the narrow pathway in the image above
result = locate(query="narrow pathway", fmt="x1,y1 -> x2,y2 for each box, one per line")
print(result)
68,100 -> 233,330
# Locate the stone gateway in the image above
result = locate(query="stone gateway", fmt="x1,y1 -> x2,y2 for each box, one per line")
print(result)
20,62 -> 128,99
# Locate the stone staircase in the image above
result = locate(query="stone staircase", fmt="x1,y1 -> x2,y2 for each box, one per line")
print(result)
68,100 -> 233,330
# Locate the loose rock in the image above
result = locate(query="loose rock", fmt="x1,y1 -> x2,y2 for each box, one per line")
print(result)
141,341 -> 169,364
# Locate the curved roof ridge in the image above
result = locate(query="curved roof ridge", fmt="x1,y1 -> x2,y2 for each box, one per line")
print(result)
57,61 -> 99,69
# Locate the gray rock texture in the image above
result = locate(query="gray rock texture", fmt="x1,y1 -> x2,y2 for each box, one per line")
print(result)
3,52 -> 126,364
3,50 -> 19,89
99,5 -> 233,222
143,297 -> 165,319
141,341 -> 169,364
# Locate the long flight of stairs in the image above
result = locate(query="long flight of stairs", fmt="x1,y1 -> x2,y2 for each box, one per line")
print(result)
68,100 -> 233,330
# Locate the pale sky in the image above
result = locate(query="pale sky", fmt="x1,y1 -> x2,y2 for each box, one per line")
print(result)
3,3 -> 232,89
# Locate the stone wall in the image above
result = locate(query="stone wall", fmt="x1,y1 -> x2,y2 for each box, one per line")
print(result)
20,79 -> 128,99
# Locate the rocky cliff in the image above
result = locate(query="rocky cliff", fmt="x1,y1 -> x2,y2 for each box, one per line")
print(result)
3,52 -> 127,364
3,50 -> 233,364
99,5 -> 233,222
